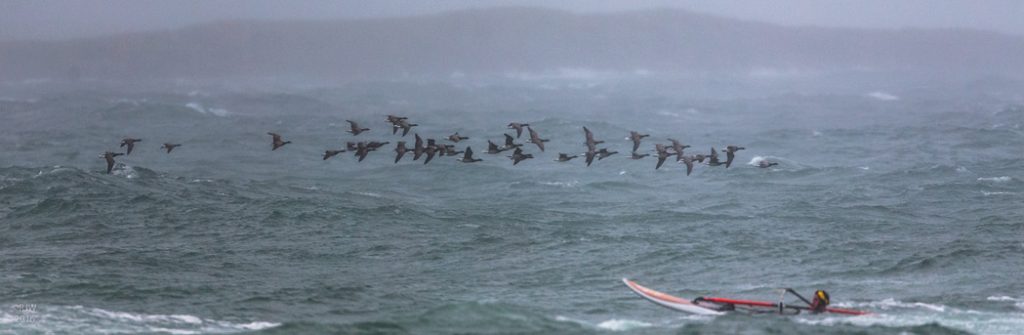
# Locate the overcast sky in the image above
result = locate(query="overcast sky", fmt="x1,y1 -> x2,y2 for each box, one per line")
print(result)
2,0 -> 1022,41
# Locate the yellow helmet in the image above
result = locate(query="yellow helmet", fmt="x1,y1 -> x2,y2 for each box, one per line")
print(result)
815,290 -> 830,305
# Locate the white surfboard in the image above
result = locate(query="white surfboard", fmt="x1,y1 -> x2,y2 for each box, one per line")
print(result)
622,278 -> 724,315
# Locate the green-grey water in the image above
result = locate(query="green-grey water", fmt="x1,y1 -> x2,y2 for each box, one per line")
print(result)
1,80 -> 1023,334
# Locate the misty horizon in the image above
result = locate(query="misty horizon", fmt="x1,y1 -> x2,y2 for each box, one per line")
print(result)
3,6 -> 1023,85
2,1 -> 1024,42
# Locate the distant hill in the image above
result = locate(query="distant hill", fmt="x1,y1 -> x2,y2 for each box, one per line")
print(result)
2,7 -> 1022,81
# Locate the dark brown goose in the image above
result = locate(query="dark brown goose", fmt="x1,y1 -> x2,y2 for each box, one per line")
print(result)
443,145 -> 464,156
267,133 -> 290,150
509,147 -> 534,165
102,151 -> 124,174
458,146 -> 482,163
413,134 -> 425,160
527,126 -> 549,152
507,122 -> 530,138
423,139 -> 439,164
583,127 -> 604,151
394,141 -> 409,163
323,149 -> 345,160
680,155 -> 696,176
584,149 -> 597,167
629,131 -> 649,152
367,141 -> 390,150
386,115 -> 406,135
555,153 -> 577,162
597,148 -> 618,160
486,140 -> 506,154
346,120 -> 370,135
668,139 -> 690,161
354,142 -> 370,161
385,115 -> 407,124
394,119 -> 417,137
655,144 -> 675,170
707,147 -> 724,166
448,132 -> 469,143
120,138 -> 142,155
502,133 -> 522,150
160,143 -> 181,154
758,160 -> 778,168
725,145 -> 745,168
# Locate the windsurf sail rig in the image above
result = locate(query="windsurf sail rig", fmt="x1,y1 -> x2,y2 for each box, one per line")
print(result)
698,297 -> 870,315
623,278 -> 871,316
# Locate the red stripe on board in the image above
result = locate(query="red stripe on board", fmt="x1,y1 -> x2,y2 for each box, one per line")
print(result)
703,297 -> 870,315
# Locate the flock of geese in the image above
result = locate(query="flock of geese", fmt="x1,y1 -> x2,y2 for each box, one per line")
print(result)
101,114 -> 778,174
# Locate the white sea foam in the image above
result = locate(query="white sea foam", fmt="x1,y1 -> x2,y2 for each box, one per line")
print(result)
748,67 -> 817,78
505,67 -> 612,81
185,102 -> 230,117
747,156 -> 767,166
554,316 -> 653,332
977,176 -> 1011,183
656,110 -> 680,118
114,98 -> 142,106
538,181 -> 579,188
33,166 -> 74,178
847,298 -> 947,312
981,191 -> 1014,196
111,164 -> 137,179
867,91 -> 900,101
986,296 -> 1024,310
595,319 -> 653,331
0,304 -> 279,334
797,298 -> 1024,335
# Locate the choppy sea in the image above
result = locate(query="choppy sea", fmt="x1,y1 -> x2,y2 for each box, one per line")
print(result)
1,80 -> 1022,334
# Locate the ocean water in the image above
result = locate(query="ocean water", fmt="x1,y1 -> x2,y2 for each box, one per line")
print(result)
1,81 -> 1023,334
